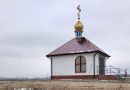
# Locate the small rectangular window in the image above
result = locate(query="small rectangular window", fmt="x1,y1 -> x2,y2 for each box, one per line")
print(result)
75,65 -> 80,72
75,58 -> 80,64
81,64 -> 86,72
81,59 -> 86,64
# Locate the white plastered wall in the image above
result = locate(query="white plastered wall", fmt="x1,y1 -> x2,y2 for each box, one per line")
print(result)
51,53 -> 100,76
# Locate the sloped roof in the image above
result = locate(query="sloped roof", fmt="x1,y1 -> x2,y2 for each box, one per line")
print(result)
46,37 -> 110,57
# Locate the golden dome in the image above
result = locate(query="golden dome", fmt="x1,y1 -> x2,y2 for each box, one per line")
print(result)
74,20 -> 84,32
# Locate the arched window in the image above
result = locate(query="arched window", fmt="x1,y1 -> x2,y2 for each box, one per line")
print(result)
75,56 -> 86,73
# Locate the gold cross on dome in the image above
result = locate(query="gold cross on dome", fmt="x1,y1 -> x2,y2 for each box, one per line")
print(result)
77,5 -> 81,20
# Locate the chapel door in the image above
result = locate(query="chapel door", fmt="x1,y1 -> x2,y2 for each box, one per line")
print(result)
99,56 -> 105,75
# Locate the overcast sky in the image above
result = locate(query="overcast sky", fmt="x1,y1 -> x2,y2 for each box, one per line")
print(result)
0,0 -> 130,78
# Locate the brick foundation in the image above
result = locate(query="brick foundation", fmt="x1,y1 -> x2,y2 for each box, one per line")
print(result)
98,75 -> 118,80
51,75 -> 118,80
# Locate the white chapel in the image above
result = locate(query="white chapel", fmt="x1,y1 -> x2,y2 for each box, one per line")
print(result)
46,5 -> 112,80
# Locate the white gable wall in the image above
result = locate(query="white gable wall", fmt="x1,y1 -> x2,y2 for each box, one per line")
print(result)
51,53 -> 100,76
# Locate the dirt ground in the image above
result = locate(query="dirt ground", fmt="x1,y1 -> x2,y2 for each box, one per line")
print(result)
0,80 -> 130,90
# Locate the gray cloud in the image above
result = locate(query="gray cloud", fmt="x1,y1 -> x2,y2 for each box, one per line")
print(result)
0,0 -> 130,77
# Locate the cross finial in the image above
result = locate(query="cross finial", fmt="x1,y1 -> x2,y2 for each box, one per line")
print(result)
77,5 -> 81,20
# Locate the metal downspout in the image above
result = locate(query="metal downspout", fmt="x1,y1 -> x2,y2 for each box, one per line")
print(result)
93,53 -> 98,79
